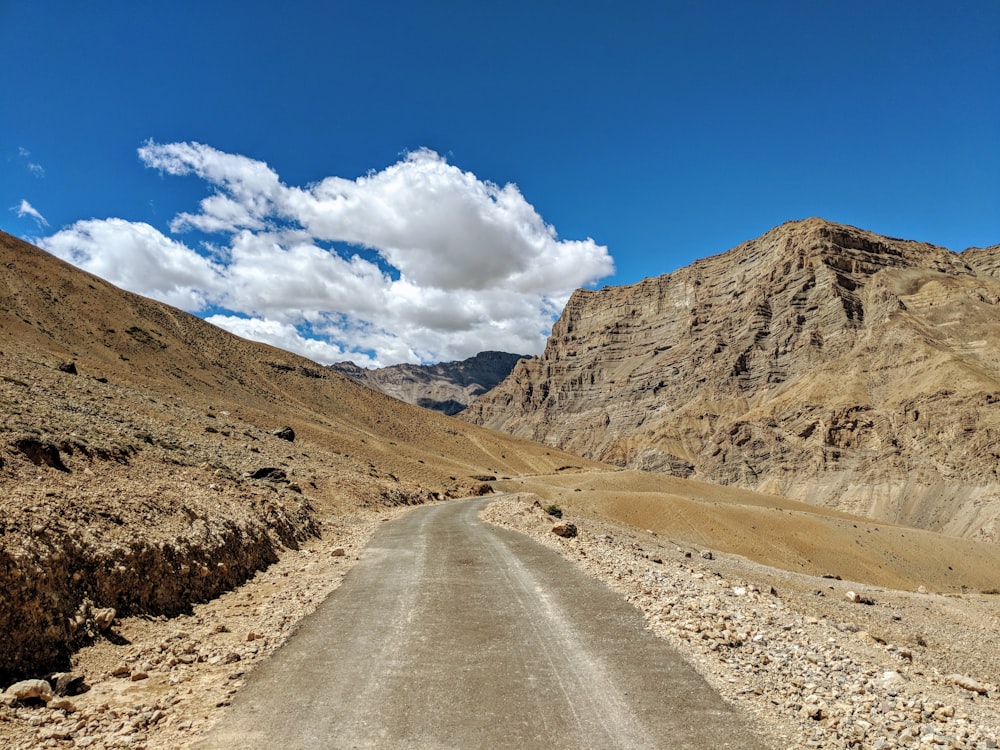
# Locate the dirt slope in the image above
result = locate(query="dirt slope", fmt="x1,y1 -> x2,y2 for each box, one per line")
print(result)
0,231 -> 601,681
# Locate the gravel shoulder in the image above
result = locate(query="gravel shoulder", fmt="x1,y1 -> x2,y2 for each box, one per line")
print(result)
482,494 -> 1000,750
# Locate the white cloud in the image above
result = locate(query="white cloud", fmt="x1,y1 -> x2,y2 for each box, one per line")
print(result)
39,218 -> 226,311
14,199 -> 48,227
17,147 -> 45,177
205,314 -> 354,366
40,143 -> 615,366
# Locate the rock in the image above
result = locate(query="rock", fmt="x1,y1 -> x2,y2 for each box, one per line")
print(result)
700,550 -> 714,560
58,361 -> 78,375
250,467 -> 287,481
110,663 -> 130,678
93,607 -> 116,632
13,437 -> 69,472
48,698 -> 76,712
948,674 -> 989,694
4,679 -> 54,702
48,672 -> 86,696
845,590 -> 875,605
271,426 -> 295,442
130,671 -> 149,681
462,218 -> 1000,543
551,521 -> 578,538
331,547 -> 347,557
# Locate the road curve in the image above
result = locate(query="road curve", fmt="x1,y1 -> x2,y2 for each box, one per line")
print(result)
195,497 -> 766,749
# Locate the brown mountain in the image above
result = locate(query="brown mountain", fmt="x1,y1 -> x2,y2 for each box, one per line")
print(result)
329,351 -> 529,415
464,218 -> 1000,540
0,231 -> 598,680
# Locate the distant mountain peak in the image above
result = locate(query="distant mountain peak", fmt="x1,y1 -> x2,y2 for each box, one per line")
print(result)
329,351 -> 531,415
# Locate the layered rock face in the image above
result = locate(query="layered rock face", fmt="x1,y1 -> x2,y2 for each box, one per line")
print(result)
330,351 -> 529,415
465,219 -> 1000,540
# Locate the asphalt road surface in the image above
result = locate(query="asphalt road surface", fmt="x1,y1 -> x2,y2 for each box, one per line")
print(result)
195,497 -> 766,749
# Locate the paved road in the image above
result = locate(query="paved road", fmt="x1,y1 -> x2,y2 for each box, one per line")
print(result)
195,497 -> 765,749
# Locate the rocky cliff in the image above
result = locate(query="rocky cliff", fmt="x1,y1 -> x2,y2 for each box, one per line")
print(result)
330,351 -> 529,415
464,219 -> 1000,540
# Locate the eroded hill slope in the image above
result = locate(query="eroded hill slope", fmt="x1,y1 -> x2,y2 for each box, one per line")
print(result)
464,219 -> 1000,539
0,231 -> 599,680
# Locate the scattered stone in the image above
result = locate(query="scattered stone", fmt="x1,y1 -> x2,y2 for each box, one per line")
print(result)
948,674 -> 989,695
249,467 -> 286,481
93,607 -> 116,632
551,521 -> 578,538
4,679 -> 53,703
271,426 -> 295,442
48,672 -> 86,696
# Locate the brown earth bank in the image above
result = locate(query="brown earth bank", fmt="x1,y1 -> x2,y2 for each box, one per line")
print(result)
494,472 -> 1000,595
465,218 -> 1000,542
0,230 -> 602,683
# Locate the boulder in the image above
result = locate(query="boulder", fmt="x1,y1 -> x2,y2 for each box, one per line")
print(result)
5,678 -> 53,703
551,521 -> 578,538
272,426 -> 295,442
93,607 -> 116,632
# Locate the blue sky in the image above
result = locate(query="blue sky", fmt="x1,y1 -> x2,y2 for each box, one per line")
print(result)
2,1 -> 997,365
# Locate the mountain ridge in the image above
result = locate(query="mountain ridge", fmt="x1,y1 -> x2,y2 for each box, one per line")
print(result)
464,218 -> 1000,540
329,351 -> 529,415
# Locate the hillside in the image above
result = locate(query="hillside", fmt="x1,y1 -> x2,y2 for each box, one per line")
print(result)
0,231 -> 600,681
329,351 -> 528,415
464,218 -> 1000,540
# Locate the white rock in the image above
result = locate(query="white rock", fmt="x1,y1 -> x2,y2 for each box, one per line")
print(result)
4,679 -> 53,702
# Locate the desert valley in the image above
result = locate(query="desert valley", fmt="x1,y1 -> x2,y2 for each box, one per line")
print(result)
2,218 -> 1000,749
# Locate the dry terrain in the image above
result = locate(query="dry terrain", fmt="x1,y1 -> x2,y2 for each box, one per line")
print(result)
3,228 -> 1000,749
0,229 -> 598,683
484,492 -> 1000,749
466,218 -> 1000,541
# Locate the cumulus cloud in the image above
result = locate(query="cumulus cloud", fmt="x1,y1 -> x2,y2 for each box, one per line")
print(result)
14,199 -> 48,227
40,143 -> 614,366
40,218 -> 226,311
205,314 -> 354,366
